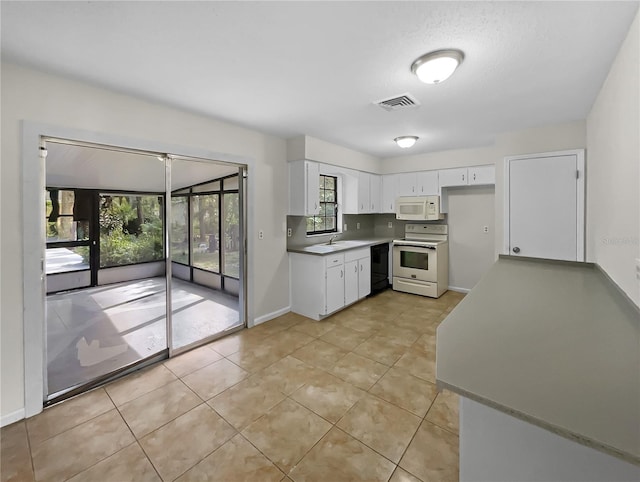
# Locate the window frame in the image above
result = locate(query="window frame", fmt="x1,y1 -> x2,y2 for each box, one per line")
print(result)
306,174 -> 338,235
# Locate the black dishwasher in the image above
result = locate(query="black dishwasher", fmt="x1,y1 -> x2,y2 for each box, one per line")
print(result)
370,243 -> 390,295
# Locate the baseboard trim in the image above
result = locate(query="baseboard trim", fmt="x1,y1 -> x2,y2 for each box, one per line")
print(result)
448,286 -> 471,294
1,408 -> 25,427
252,306 -> 291,327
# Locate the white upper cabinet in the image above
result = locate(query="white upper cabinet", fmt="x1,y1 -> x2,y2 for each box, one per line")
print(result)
357,171 -> 371,213
397,172 -> 416,196
416,171 -> 439,195
382,174 -> 398,213
438,167 -> 469,188
438,165 -> 496,212
397,171 -> 438,196
439,165 -> 495,188
369,174 -> 381,212
468,165 -> 496,185
289,160 -> 321,216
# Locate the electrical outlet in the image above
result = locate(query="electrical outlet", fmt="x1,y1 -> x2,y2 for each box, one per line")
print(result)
357,222 -> 361,230
344,224 -> 348,231
387,221 -> 393,229
258,230 -> 264,240
483,226 -> 489,233
287,228 -> 292,237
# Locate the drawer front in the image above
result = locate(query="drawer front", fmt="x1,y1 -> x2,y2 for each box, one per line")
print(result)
325,253 -> 344,268
344,247 -> 370,263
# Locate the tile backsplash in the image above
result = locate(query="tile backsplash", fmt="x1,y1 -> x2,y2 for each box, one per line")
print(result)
287,214 -> 407,248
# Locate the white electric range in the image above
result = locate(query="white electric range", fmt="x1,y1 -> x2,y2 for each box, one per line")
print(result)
392,224 -> 449,298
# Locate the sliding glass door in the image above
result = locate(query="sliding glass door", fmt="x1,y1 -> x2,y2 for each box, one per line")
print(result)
169,159 -> 244,352
45,141 -> 168,400
43,138 -> 247,401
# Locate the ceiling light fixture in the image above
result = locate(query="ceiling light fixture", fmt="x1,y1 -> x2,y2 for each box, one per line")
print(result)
411,49 -> 464,84
394,136 -> 418,148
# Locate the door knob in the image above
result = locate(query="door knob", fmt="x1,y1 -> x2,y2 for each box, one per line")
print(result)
512,247 -> 521,254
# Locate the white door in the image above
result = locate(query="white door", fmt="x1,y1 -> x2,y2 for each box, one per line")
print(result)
506,151 -> 584,261
325,265 -> 345,314
344,260 -> 359,305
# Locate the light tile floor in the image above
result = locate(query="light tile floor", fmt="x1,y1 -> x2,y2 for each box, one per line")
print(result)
2,289 -> 464,482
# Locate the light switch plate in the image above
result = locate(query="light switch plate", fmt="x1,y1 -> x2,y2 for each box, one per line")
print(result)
287,228 -> 292,237
357,222 -> 361,230
344,224 -> 348,231
387,221 -> 393,228
259,230 -> 264,240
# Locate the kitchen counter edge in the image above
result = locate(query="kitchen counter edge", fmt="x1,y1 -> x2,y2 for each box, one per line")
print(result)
436,255 -> 640,467
287,237 -> 394,255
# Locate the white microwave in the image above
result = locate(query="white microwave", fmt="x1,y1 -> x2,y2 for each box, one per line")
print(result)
396,196 -> 444,221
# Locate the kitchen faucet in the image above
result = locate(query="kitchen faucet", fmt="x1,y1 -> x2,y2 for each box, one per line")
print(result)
328,234 -> 340,245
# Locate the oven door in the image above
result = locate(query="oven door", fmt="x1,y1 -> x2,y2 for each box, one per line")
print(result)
392,244 -> 437,282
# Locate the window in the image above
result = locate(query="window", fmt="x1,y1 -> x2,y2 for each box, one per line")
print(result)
169,174 -> 240,279
99,194 -> 164,267
223,192 -> 240,278
171,196 -> 189,265
191,193 -> 220,273
306,175 -> 338,235
46,189 -> 90,243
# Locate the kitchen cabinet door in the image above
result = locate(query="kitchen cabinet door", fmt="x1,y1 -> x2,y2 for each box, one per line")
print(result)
468,165 -> 495,185
382,174 -> 398,213
306,161 -> 321,215
357,171 -> 371,213
325,264 -> 345,315
417,171 -> 439,195
369,174 -> 381,213
397,172 -> 416,196
439,168 -> 468,188
358,258 -> 371,298
344,260 -> 359,306
288,160 -> 321,215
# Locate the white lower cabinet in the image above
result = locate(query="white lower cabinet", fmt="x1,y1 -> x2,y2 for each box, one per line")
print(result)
326,264 -> 345,315
345,260 -> 359,306
290,248 -> 371,320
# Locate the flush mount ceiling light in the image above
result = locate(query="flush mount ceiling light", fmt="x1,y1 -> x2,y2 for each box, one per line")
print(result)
394,136 -> 419,148
411,49 -> 464,84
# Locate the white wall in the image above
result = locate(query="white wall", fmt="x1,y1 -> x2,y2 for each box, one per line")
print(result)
287,135 -> 380,173
586,11 -> 640,306
447,186 -> 496,291
0,62 -> 289,419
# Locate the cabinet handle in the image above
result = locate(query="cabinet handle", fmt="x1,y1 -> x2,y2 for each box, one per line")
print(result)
473,173 -> 476,181
360,264 -> 363,271
340,270 -> 343,278
355,265 -> 358,273
462,174 -> 465,182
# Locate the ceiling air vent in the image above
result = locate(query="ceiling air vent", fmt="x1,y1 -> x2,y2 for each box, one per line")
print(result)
375,93 -> 420,112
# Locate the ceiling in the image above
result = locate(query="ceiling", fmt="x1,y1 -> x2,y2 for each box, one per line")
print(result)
46,142 -> 239,191
2,1 -> 638,158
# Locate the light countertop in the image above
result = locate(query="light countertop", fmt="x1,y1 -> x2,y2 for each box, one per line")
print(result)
287,237 -> 394,255
436,255 -> 640,466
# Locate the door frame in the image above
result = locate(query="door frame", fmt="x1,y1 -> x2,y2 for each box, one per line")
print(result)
503,149 -> 585,261
22,121 -> 254,418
